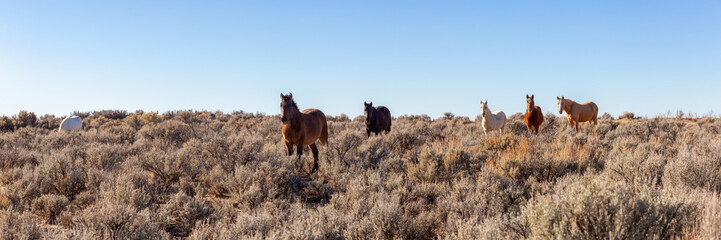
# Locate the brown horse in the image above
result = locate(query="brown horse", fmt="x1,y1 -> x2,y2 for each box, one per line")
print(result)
524,94 -> 544,134
280,93 -> 329,173
557,96 -> 598,132
364,102 -> 391,137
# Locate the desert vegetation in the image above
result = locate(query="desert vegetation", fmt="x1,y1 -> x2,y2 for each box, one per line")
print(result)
0,109 -> 720,239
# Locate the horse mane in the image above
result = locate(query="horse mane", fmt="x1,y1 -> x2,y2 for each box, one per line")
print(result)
561,98 -> 576,112
286,98 -> 301,131
290,100 -> 299,112
564,98 -> 577,104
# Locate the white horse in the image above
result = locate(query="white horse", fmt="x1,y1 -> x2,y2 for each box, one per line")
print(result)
59,116 -> 82,132
480,100 -> 506,135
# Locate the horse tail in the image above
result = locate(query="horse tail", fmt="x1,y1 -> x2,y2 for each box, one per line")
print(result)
593,103 -> 599,116
592,103 -> 599,124
499,111 -> 507,129
320,113 -> 329,145
536,106 -> 544,125
384,107 -> 392,132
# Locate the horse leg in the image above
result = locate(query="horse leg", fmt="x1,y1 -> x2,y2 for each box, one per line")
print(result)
574,120 -> 579,132
310,143 -> 319,173
320,121 -> 329,145
366,129 -> 371,137
296,144 -> 303,160
285,142 -> 293,156
567,118 -> 572,127
526,125 -> 531,134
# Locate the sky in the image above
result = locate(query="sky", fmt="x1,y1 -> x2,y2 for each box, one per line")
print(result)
1,1 -> 720,118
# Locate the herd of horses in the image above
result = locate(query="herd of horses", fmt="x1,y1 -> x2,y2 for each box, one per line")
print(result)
280,92 -> 599,173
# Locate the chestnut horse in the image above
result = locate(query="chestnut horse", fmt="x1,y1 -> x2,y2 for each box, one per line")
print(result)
524,94 -> 544,134
364,102 -> 392,137
557,96 -> 598,132
280,93 -> 329,173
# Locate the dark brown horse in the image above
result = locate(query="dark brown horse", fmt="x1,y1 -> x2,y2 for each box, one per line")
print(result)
364,102 -> 391,137
524,94 -> 544,134
280,93 -> 328,173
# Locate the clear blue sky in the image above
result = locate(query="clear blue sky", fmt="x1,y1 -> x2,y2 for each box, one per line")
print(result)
1,1 -> 720,118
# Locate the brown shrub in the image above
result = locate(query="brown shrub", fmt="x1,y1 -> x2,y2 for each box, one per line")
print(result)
523,175 -> 696,239
0,110 -> 718,239
73,202 -> 168,240
137,120 -> 193,147
14,111 -> 37,128
159,192 -> 214,237
31,194 -> 69,224
0,207 -> 42,239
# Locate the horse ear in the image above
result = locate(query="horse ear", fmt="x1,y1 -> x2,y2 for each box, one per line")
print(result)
364,101 -> 367,106
288,92 -> 293,98
531,94 -> 534,99
369,102 -> 372,106
526,94 -> 529,98
280,93 -> 284,99
556,96 -> 560,100
562,96 -> 564,100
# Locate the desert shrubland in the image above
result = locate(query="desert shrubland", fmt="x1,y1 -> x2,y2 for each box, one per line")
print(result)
0,110 -> 719,239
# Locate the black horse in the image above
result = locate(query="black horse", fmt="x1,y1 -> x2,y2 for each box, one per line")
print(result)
364,102 -> 391,137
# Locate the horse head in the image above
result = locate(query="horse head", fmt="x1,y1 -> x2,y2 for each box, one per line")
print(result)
556,96 -> 565,114
364,101 -> 374,125
280,92 -> 295,124
480,100 -> 489,117
526,94 -> 535,113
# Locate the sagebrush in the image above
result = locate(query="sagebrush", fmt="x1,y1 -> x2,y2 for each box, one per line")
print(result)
0,110 -> 719,239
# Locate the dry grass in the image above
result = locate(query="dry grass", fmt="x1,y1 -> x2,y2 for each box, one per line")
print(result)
0,110 -> 719,239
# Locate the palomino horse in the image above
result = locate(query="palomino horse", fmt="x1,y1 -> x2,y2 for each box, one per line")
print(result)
364,102 -> 392,137
557,96 -> 598,132
480,100 -> 506,135
524,94 -> 544,134
280,93 -> 329,173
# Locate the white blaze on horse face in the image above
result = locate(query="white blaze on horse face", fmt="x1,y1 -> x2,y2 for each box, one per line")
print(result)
526,97 -> 534,112
481,108 -> 485,117
558,99 -> 563,114
480,101 -> 487,117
